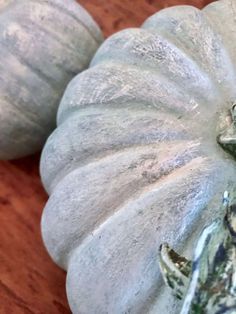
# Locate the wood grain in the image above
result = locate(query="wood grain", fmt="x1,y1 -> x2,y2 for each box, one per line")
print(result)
80,0 -> 213,37
0,0 -> 214,313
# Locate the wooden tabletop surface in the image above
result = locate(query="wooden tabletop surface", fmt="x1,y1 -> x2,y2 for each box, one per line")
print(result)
0,0 -> 213,313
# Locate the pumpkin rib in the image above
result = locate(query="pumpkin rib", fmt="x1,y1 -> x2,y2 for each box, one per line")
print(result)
0,35 -> 60,90
0,56 -> 56,134
57,63 -> 214,125
142,5 -> 236,97
0,0 -> 103,45
203,0 -> 236,68
0,18 -> 78,88
0,104 -> 46,160
6,0 -> 103,46
90,60 -> 219,110
57,99 -> 190,128
27,0 -> 103,45
43,2 -> 102,46
0,46 -> 58,124
90,29 -> 218,101
42,154 -> 207,270
18,20 -> 88,76
41,133 -> 197,195
0,97 -> 46,135
16,1 -> 101,59
0,41 -> 57,95
0,91 -> 49,133
13,19 -> 88,79
5,1 -> 101,56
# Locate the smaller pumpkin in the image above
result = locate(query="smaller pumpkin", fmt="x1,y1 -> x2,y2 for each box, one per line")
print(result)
0,0 -> 103,160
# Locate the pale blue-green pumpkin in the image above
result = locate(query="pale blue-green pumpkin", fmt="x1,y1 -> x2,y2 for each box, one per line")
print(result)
41,0 -> 236,313
0,0 -> 102,159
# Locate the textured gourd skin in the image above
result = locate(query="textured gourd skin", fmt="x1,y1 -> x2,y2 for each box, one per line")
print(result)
41,0 -> 236,313
0,0 -> 102,160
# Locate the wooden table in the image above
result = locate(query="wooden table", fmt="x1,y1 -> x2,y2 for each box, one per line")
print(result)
0,0 -> 213,313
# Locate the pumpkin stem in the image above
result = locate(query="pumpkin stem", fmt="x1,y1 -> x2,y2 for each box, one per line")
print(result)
159,191 -> 236,313
217,102 -> 236,158
159,243 -> 191,300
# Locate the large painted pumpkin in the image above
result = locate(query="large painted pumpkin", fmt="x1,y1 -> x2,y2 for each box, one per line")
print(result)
41,0 -> 236,313
0,0 -> 102,160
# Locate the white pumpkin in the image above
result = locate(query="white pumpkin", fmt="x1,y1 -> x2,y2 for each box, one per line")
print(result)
0,0 -> 102,159
41,0 -> 236,313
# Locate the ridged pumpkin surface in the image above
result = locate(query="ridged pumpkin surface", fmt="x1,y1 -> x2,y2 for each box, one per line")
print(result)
41,0 -> 236,313
0,0 -> 102,159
